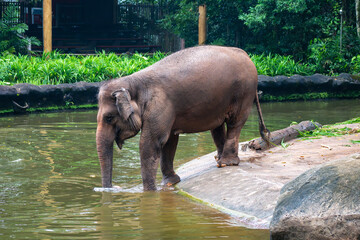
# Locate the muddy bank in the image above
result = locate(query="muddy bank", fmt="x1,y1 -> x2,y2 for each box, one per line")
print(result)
0,73 -> 359,114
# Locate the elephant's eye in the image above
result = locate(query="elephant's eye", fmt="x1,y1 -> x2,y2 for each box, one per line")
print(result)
105,115 -> 114,124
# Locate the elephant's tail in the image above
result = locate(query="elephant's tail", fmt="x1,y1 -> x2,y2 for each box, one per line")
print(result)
255,91 -> 271,146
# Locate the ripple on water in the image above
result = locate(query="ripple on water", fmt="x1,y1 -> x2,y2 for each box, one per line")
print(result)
93,185 -> 143,194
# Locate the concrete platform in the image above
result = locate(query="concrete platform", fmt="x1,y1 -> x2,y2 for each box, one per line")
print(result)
175,123 -> 360,229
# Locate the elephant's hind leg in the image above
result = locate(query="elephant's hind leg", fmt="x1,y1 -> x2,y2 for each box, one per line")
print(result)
216,122 -> 243,167
217,105 -> 252,167
211,123 -> 226,161
160,133 -> 180,186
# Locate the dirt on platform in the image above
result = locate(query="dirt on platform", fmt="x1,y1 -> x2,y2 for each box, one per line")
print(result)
241,123 -> 360,185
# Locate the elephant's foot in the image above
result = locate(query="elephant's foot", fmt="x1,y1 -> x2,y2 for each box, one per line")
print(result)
216,156 -> 240,168
161,174 -> 181,186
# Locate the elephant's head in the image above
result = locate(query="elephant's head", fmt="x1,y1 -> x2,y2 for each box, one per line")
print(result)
96,87 -> 142,188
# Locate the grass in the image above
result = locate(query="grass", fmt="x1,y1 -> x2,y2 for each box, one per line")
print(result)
0,51 -> 321,86
250,53 -> 314,76
0,51 -> 166,85
297,117 -> 360,140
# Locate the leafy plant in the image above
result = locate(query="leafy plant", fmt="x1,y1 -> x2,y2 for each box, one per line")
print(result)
250,53 -> 313,76
308,26 -> 360,75
280,138 -> 290,149
0,51 -> 167,85
351,55 -> 360,75
160,1 -> 198,47
210,38 -> 226,46
0,5 -> 41,55
238,0 -> 338,58
336,117 -> 360,125
298,122 -> 360,139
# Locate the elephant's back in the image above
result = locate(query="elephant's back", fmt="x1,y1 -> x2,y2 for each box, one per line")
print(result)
150,45 -> 255,79
144,46 -> 258,132
149,45 -> 258,98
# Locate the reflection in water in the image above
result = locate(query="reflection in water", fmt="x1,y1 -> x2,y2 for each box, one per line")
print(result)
0,99 -> 360,239
95,191 -> 268,240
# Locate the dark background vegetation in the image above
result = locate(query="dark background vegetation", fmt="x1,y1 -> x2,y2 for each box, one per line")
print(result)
1,0 -> 359,81
126,0 -> 360,75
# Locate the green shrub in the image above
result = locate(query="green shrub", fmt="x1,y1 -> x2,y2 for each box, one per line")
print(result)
0,51 -> 167,85
1,50 -> 357,86
250,53 -> 314,76
308,26 -> 360,76
351,55 -> 360,75
0,5 -> 41,55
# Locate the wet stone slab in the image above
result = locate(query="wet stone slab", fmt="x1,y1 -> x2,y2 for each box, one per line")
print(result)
176,147 -> 281,229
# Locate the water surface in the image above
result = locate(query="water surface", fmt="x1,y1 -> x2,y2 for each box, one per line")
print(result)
1,99 -> 359,239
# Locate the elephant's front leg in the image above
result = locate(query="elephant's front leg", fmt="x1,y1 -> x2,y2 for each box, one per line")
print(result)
139,131 -> 161,191
161,133 -> 180,186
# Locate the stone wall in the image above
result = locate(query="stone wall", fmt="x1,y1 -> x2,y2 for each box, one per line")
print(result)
258,73 -> 360,97
0,82 -> 101,112
0,73 -> 359,113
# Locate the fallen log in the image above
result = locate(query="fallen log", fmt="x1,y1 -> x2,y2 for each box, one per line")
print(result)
248,120 -> 322,151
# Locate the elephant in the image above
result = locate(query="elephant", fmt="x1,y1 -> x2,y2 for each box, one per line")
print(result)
96,45 -> 270,191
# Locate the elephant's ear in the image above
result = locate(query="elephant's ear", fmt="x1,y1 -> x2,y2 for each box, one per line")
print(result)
112,88 -> 134,121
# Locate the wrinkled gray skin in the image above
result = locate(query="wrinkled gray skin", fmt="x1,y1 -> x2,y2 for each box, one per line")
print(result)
96,46 -> 269,191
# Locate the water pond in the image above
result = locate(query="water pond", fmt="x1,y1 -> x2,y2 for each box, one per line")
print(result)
1,99 -> 360,239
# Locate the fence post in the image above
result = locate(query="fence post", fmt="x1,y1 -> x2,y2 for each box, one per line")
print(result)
198,4 -> 206,45
43,0 -> 52,52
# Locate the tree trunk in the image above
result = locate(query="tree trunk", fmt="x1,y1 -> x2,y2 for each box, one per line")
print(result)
43,0 -> 52,52
198,5 -> 206,45
356,0 -> 360,38
248,121 -> 322,151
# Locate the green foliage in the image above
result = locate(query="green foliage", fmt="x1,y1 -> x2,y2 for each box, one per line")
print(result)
0,51 -> 323,86
297,117 -> 360,139
161,0 -> 251,48
336,117 -> 360,125
0,5 -> 41,55
239,0 -> 337,57
308,26 -> 360,75
1,50 -> 358,86
210,38 -> 226,46
160,1 -> 198,47
280,138 -> 290,149
250,53 -> 313,76
160,0 -> 357,72
350,55 -> 360,74
298,126 -> 360,139
0,51 -> 167,85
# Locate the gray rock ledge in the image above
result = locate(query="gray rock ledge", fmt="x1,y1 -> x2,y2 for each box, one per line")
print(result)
270,153 -> 360,240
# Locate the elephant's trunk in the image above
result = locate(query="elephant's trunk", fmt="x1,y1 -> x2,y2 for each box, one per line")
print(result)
96,125 -> 115,188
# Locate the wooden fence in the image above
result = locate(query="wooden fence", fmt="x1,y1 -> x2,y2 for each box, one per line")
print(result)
0,1 -> 26,25
0,1 -> 182,52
